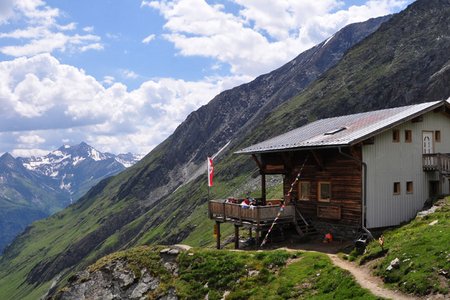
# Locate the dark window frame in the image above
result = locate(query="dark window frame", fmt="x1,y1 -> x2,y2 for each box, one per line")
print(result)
298,181 -> 311,201
318,181 -> 331,202
393,182 -> 401,195
435,130 -> 441,142
406,181 -> 413,194
393,129 -> 400,143
405,130 -> 412,143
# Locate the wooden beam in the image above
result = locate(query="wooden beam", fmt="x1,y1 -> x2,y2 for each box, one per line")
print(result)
255,228 -> 260,249
252,154 -> 263,171
280,152 -> 292,172
234,225 -> 240,249
350,146 -> 361,159
310,150 -> 323,170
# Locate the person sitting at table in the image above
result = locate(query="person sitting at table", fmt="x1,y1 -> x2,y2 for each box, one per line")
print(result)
241,198 -> 250,208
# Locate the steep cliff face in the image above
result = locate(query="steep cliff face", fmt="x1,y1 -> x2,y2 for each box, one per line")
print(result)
1,0 -> 450,298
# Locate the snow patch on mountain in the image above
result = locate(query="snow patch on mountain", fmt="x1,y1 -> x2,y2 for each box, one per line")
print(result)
17,142 -> 142,195
72,156 -> 85,166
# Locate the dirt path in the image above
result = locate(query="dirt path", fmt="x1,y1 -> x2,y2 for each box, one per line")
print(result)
327,254 -> 418,300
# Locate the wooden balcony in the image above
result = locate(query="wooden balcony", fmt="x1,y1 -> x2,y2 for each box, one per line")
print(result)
423,153 -> 450,174
208,199 -> 295,226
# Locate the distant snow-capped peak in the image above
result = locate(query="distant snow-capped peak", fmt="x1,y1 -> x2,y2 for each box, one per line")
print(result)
20,142 -> 141,174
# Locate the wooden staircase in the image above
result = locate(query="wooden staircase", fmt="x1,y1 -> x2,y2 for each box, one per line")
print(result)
293,206 -> 317,237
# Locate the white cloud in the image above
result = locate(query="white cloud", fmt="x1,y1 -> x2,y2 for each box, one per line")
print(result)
80,43 -> 104,52
83,26 -> 94,32
103,75 -> 115,86
121,69 -> 139,79
0,0 -> 15,25
0,54 -> 246,155
11,148 -> 50,157
142,34 -> 156,44
17,133 -> 45,144
145,0 -> 410,77
0,0 -> 103,57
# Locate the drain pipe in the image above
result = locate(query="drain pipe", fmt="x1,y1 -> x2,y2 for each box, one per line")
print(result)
338,147 -> 373,240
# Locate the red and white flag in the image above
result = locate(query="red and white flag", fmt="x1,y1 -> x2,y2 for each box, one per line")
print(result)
207,157 -> 214,187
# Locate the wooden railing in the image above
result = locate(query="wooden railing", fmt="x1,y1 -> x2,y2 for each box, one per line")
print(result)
209,199 -> 295,224
423,153 -> 450,174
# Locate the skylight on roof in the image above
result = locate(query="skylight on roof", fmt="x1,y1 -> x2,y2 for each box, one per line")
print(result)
324,126 -> 347,135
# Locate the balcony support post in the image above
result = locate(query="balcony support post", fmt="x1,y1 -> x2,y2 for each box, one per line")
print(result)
234,225 -> 240,249
215,221 -> 221,249
261,172 -> 266,205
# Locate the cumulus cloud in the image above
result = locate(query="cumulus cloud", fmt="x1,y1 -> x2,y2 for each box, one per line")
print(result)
144,0 -> 410,77
0,54 -> 245,155
0,0 -> 103,57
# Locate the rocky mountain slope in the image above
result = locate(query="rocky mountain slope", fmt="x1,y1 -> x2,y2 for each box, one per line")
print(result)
1,0 -> 450,298
0,143 -> 141,254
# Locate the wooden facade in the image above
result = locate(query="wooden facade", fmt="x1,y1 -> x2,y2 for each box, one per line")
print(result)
257,146 -> 363,226
208,146 -> 363,249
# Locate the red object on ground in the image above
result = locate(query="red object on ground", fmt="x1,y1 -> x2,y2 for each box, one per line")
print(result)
324,233 -> 333,243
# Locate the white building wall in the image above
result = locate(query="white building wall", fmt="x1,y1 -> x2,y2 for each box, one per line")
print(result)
363,111 -> 450,228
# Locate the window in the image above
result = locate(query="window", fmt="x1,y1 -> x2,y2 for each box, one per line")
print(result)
392,129 -> 400,142
406,181 -> 413,194
318,182 -> 331,202
435,131 -> 441,142
298,181 -> 311,201
393,182 -> 401,195
405,130 -> 412,143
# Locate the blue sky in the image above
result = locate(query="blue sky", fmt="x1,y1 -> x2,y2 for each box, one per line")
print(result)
0,0 -> 413,156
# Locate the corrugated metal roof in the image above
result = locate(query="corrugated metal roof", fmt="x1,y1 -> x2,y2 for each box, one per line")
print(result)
236,100 -> 447,154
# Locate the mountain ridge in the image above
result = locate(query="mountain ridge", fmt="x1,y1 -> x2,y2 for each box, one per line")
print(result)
2,1 -> 450,298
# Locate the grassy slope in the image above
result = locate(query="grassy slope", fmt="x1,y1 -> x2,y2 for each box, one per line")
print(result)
60,246 -> 381,300
351,197 -> 450,296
